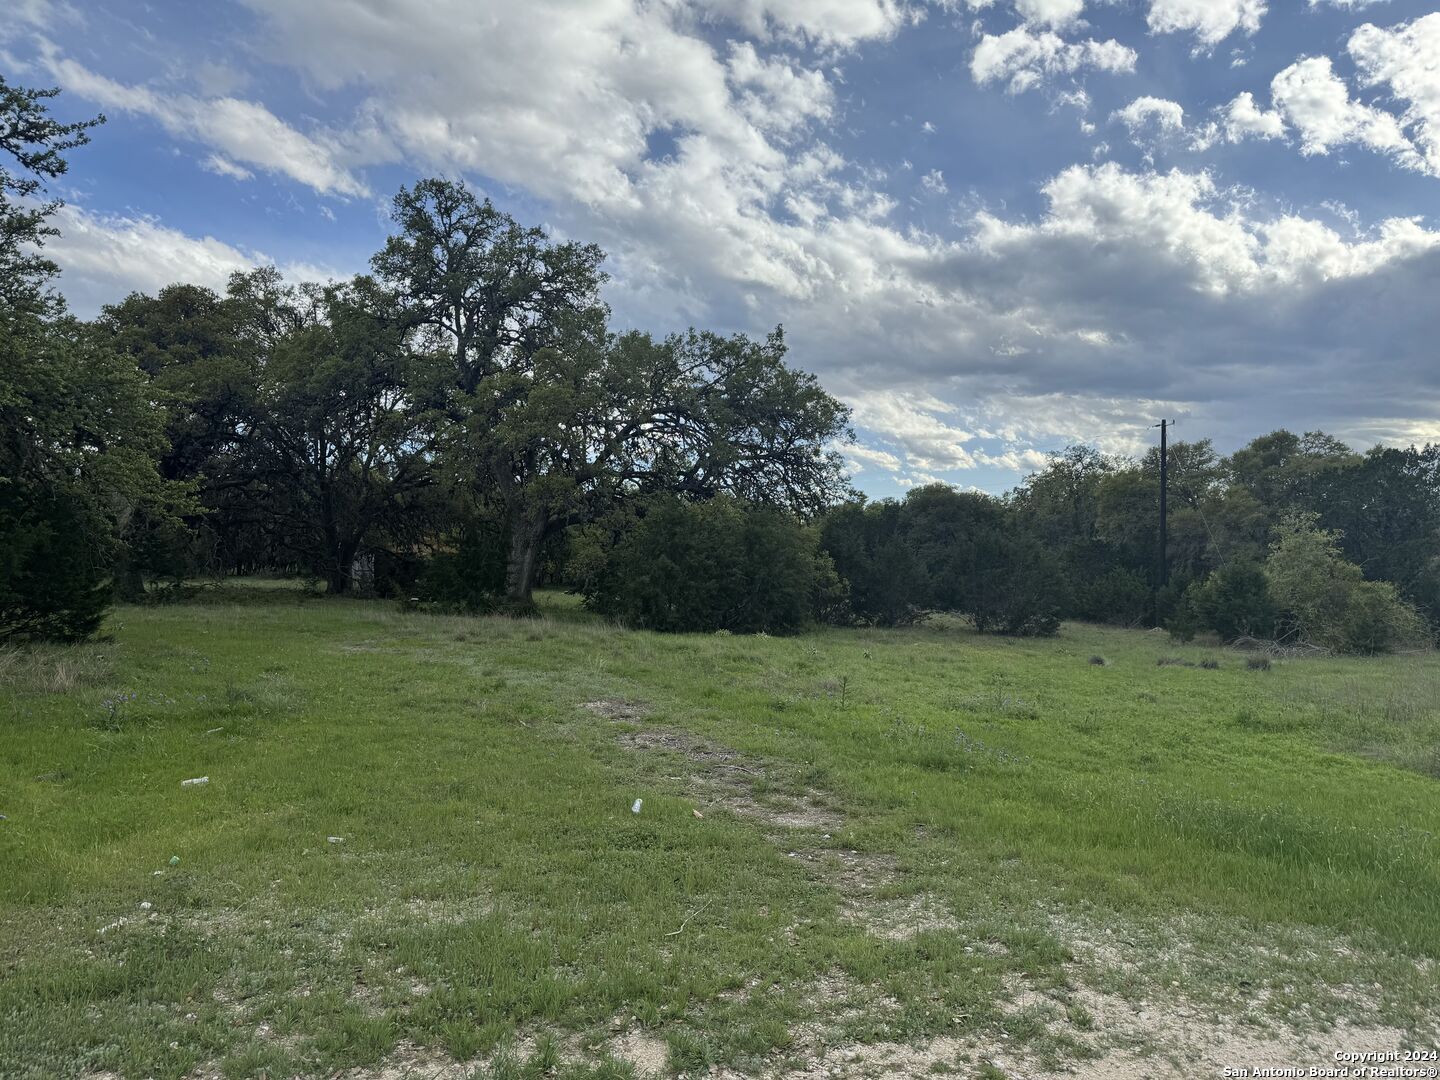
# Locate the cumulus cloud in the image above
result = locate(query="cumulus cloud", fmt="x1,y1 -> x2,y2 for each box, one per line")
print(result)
1147,0 -> 1266,48
22,0 -> 1440,487
1348,13 -> 1440,177
37,47 -> 366,196
1214,90 -> 1286,142
43,205 -> 344,315
686,0 -> 908,46
727,41 -> 834,135
1113,96 -> 1186,148
1270,55 -> 1420,169
970,27 -> 1136,94
1012,0 -> 1087,31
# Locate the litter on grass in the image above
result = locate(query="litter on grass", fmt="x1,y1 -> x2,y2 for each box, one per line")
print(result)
181,776 -> 209,786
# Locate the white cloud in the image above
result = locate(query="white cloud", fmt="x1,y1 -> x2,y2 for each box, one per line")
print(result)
687,0 -> 908,46
1113,96 -> 1186,146
1147,0 -> 1265,48
971,27 -> 1136,94
847,391 -> 979,471
1308,0 -> 1387,7
201,154 -> 254,181
1348,13 -> 1440,177
1215,90 -> 1286,142
727,41 -> 834,135
921,168 -> 948,194
43,204 -> 344,315
843,442 -> 905,473
1271,55 -> 1420,169
37,46 -> 366,196
1012,0 -> 1087,31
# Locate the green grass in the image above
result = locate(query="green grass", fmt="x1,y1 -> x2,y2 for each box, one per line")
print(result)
2,585 -> 1438,1078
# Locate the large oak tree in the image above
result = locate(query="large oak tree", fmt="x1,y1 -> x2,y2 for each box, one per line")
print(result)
374,178 -> 851,606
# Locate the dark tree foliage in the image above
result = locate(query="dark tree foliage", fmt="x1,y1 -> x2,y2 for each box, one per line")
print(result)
1,79 -> 179,641
817,486 -> 1062,636
1172,560 -> 1275,643
11,96 -> 1440,651
967,534 -> 1064,637
586,496 -> 841,634
373,178 -> 851,608
818,500 -> 926,626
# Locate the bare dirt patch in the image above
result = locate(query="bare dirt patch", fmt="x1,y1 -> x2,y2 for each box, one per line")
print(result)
581,698 -> 651,721
616,727 -> 843,832
607,1030 -> 669,1076
331,1042 -> 471,1078
842,891 -> 958,941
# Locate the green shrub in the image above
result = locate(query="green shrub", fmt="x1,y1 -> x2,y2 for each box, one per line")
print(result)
1266,512 -> 1426,654
1072,568 -> 1151,626
0,486 -> 113,643
1175,560 -> 1275,642
587,496 -> 840,633
818,500 -> 925,626
967,536 -> 1063,637
1338,579 -> 1427,655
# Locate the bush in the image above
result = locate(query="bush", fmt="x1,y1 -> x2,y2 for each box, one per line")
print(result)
818,501 -> 924,626
967,536 -> 1064,637
1266,512 -> 1426,653
1175,560 -> 1275,642
1072,568 -> 1151,626
586,496 -> 840,634
0,486 -> 113,643
1338,579 -> 1427,655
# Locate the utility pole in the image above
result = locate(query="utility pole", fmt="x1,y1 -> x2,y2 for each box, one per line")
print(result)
1154,418 -> 1169,625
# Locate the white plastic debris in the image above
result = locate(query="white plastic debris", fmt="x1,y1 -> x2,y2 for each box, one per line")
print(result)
326,836 -> 344,843
180,776 -> 209,786
631,799 -> 643,814
138,901 -> 152,910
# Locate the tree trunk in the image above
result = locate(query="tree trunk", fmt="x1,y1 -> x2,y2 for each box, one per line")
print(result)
504,511 -> 548,610
324,536 -> 361,595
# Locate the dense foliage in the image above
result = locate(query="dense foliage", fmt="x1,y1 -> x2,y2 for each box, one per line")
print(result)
583,496 -> 843,634
815,440 -> 1440,648
6,78 -> 1440,650
0,78 -> 182,640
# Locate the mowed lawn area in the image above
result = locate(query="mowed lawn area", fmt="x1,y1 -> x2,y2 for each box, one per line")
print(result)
2,585 -> 1439,1080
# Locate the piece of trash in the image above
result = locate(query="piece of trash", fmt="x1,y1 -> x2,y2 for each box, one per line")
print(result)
631,799 -> 643,814
152,870 -> 164,876
138,901 -> 151,910
692,808 -> 703,819
169,855 -> 180,866
204,727 -> 223,735
181,776 -> 209,786
327,836 -> 344,843
0,814 -> 7,821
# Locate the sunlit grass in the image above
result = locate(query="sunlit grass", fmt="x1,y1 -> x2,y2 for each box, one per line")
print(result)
1,589 -> 1437,1077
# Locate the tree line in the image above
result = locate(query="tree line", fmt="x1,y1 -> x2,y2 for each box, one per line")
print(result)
3,79 -> 1435,654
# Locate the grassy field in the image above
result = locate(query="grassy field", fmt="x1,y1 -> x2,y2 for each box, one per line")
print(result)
2,584 -> 1439,1079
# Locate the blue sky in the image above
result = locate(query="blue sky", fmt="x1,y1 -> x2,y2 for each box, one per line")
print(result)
5,0 -> 1439,497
